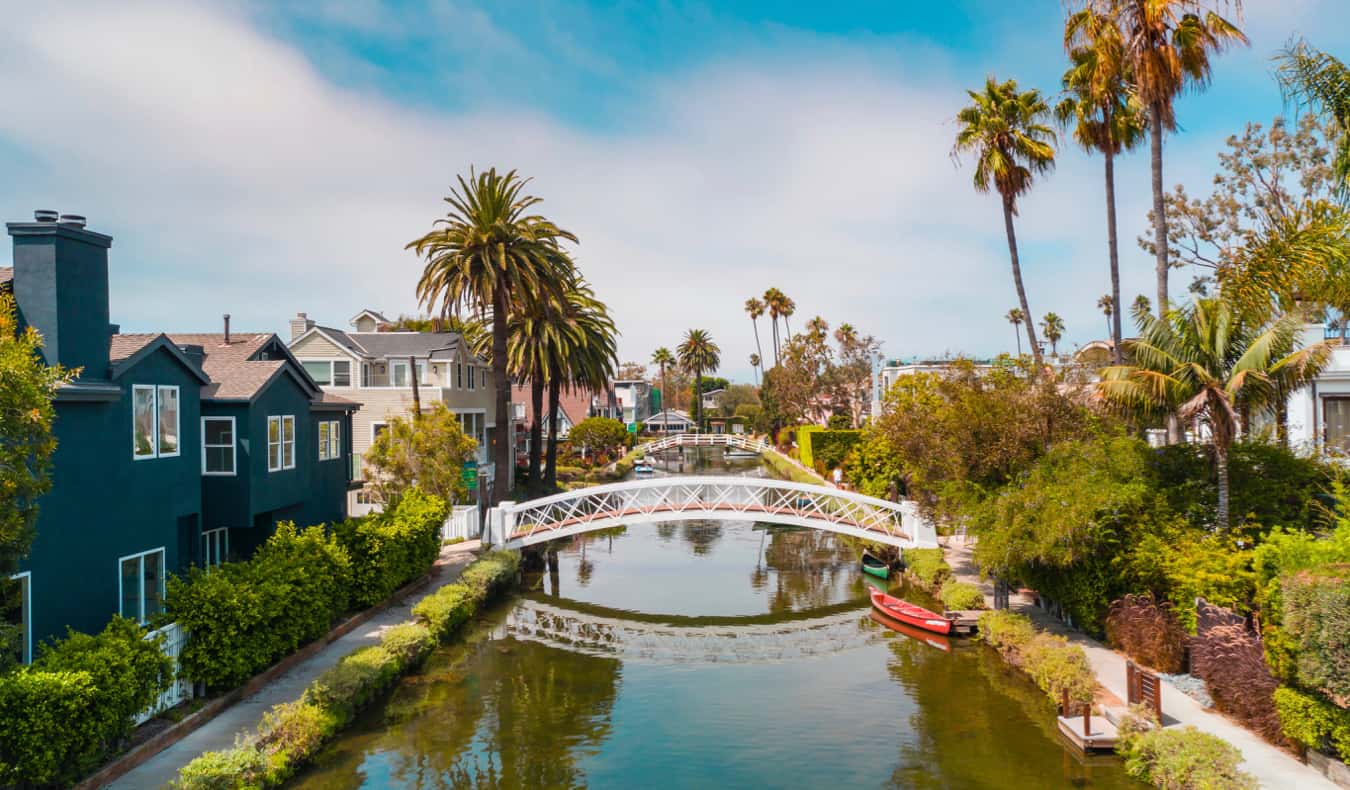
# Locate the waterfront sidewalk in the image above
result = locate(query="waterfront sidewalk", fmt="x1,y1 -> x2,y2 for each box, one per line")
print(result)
107,541 -> 481,790
944,536 -> 1337,790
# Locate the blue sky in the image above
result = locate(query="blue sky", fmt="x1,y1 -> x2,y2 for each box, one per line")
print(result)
3,0 -> 1350,381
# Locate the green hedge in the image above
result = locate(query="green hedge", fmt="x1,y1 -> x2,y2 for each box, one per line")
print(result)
334,489 -> 447,608
977,610 -> 1095,705
168,523 -> 352,690
0,617 -> 173,786
1281,565 -> 1350,701
1117,722 -> 1257,790
904,548 -> 951,591
174,552 -> 519,790
797,427 -> 862,471
939,581 -> 986,611
1274,686 -> 1350,761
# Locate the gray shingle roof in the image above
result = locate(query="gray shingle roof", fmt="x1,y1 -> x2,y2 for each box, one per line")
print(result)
317,327 -> 472,361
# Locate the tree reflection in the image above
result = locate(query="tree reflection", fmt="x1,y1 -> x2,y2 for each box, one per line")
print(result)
761,527 -> 855,612
679,520 -> 722,556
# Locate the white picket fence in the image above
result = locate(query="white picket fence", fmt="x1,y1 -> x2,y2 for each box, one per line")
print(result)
443,505 -> 481,542
133,621 -> 192,725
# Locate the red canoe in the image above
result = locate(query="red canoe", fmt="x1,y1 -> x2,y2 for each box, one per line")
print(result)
869,588 -> 953,635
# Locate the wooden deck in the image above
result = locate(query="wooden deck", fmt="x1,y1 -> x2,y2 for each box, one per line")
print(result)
943,610 -> 982,636
1057,715 -> 1119,752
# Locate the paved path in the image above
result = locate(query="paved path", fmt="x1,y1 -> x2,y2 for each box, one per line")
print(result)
944,537 -> 1336,790
109,541 -> 481,790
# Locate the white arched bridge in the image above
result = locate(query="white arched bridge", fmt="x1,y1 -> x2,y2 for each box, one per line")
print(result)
636,432 -> 770,454
484,476 -> 938,550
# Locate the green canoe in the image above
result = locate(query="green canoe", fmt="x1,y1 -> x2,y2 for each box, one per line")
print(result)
861,553 -> 890,579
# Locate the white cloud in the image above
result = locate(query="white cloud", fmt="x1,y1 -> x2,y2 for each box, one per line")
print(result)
0,0 -> 1346,382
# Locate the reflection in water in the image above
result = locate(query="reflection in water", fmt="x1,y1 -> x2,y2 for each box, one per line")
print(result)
291,453 -> 1138,789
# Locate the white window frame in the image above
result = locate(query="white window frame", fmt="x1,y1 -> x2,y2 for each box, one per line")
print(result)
9,572 -> 30,665
370,421 -> 388,445
118,547 -> 165,624
201,528 -> 228,568
300,359 -> 353,388
467,364 -> 476,391
456,362 -> 463,389
267,415 -> 296,472
282,415 -> 296,470
318,419 -> 342,461
132,384 -> 158,460
157,385 -> 181,458
201,416 -> 236,476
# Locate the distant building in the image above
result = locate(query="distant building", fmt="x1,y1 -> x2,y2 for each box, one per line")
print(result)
643,409 -> 697,434
613,379 -> 653,426
511,382 -> 618,453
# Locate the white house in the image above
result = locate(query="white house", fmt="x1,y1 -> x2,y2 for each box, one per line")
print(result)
643,409 -> 696,434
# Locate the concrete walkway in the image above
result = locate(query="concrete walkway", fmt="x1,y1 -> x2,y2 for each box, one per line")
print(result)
108,541 -> 481,790
944,537 -> 1336,790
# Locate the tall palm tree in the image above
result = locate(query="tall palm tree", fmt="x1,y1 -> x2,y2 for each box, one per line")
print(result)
745,298 -> 766,373
677,329 -> 721,433
409,167 -> 576,503
764,288 -> 787,364
954,77 -> 1057,370
1276,39 -> 1350,196
1113,0 -> 1246,319
1097,294 -> 1115,341
1006,308 -> 1025,355
1041,312 -> 1066,357
651,347 -> 675,415
1059,6 -> 1147,364
749,353 -> 762,385
780,294 -> 797,341
545,285 -> 617,489
1096,298 -> 1329,529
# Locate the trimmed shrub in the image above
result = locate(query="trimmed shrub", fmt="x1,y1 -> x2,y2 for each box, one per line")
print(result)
334,488 -> 448,608
170,738 -> 267,790
1104,594 -> 1188,674
938,581 -> 986,611
0,669 -> 103,786
1191,600 -> 1285,746
798,428 -> 861,471
169,523 -> 352,690
1274,686 -> 1350,762
976,611 -> 1094,705
1117,725 -> 1257,790
904,548 -> 951,590
379,622 -> 435,665
978,610 -> 1035,658
457,550 -> 520,602
1281,565 -> 1350,701
257,701 -> 341,785
412,583 -> 476,639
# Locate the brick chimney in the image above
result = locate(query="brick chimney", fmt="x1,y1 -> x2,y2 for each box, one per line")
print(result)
290,311 -> 315,341
6,210 -> 113,378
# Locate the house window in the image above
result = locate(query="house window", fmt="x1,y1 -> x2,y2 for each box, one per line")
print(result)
201,417 -> 236,475
301,360 -> 353,387
201,528 -> 228,568
119,548 -> 165,623
133,385 -> 180,459
4,572 -> 30,665
467,366 -> 475,391
268,415 -> 296,471
372,422 -> 389,443
318,420 -> 342,460
333,360 -> 351,387
481,368 -> 487,389
456,363 -> 463,389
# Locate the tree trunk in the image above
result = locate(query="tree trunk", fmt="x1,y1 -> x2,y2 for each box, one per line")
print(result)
1104,148 -> 1124,364
1013,323 -> 1022,356
1150,102 -> 1181,444
528,377 -> 545,493
1277,395 -> 1289,448
751,318 -> 763,374
660,364 -> 668,418
409,355 -> 421,422
694,368 -> 703,432
1002,195 -> 1042,370
491,285 -> 511,504
545,377 -> 561,490
771,320 -> 780,367
1215,441 -> 1230,531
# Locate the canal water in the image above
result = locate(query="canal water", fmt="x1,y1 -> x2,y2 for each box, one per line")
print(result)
292,450 -> 1139,789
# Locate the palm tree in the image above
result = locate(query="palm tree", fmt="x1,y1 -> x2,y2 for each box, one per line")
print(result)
749,352 -> 762,385
1097,294 -> 1115,341
409,167 -> 576,503
1006,308 -> 1026,356
545,285 -> 617,489
1133,294 -> 1152,315
1113,0 -> 1246,319
1059,6 -> 1146,364
677,329 -> 721,433
954,77 -> 1057,370
764,288 -> 787,364
780,294 -> 797,341
1276,39 -> 1350,195
1096,298 -> 1329,529
1041,312 -> 1066,357
745,298 -> 766,374
651,347 -> 675,416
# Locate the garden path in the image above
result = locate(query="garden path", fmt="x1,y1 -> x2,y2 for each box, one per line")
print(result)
944,536 -> 1336,790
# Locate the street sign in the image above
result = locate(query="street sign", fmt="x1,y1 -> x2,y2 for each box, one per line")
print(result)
627,422 -> 638,434
462,459 -> 478,491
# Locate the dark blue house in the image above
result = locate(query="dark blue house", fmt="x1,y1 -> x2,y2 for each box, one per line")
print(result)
1,212 -> 357,660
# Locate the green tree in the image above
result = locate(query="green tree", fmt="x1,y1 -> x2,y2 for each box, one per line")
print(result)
677,329 -> 721,432
1060,5 -> 1146,363
1041,312 -> 1066,357
567,417 -> 629,457
1113,0 -> 1247,319
545,284 -> 617,489
1006,308 -> 1025,356
831,322 -> 881,428
717,383 -> 760,418
953,77 -> 1057,369
1277,38 -> 1350,195
763,288 -> 791,365
364,402 -> 478,506
1097,298 -> 1330,529
409,167 -> 576,503
650,347 -> 675,414
0,293 -> 73,662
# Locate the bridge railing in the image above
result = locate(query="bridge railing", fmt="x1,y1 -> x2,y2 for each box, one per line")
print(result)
635,433 -> 770,455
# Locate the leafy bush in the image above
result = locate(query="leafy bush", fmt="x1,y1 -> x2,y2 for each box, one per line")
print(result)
1191,600 -> 1285,745
257,701 -> 340,784
379,622 -> 435,665
1104,594 -> 1188,674
457,550 -> 520,602
977,610 -> 1035,657
843,431 -> 904,499
363,402 -> 477,506
904,548 -> 950,590
1273,686 -> 1350,761
798,428 -> 861,471
334,488 -> 447,608
170,737 -> 267,790
568,417 -> 631,456
169,523 -> 352,690
977,610 -> 1094,705
0,617 -> 174,786
1117,725 -> 1257,790
938,581 -> 986,611
1280,565 -> 1350,701
412,583 -> 476,639
1132,529 -> 1255,633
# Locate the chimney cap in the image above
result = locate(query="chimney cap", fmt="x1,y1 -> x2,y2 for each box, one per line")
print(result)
57,214 -> 86,228
34,210 -> 58,222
